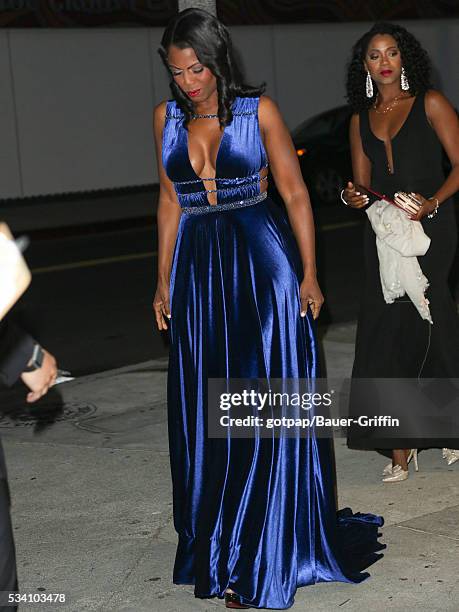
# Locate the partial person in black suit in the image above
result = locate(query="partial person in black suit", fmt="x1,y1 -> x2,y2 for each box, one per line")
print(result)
0,321 -> 57,611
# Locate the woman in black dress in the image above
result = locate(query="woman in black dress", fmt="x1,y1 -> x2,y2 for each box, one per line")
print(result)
343,23 -> 459,481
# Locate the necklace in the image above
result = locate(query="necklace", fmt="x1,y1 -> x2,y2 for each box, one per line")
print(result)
191,113 -> 218,119
373,94 -> 408,114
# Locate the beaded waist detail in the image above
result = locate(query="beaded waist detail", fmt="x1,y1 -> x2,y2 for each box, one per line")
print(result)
181,191 -> 268,215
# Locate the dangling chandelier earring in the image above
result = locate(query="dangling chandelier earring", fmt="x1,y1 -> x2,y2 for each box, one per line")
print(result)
401,66 -> 410,91
366,70 -> 374,98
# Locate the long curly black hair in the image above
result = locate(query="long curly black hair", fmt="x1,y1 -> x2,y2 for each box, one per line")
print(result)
346,22 -> 432,113
159,8 -> 265,127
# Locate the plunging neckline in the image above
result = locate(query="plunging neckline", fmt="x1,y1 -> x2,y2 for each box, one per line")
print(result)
368,95 -> 417,175
182,117 -> 226,186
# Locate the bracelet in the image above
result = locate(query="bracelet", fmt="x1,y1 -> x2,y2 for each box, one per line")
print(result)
340,189 -> 349,206
427,197 -> 439,219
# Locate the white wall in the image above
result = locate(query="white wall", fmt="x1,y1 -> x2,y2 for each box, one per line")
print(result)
9,29 -> 156,197
1,19 -> 458,199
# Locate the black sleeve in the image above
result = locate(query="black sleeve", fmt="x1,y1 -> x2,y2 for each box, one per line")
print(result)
0,320 -> 35,387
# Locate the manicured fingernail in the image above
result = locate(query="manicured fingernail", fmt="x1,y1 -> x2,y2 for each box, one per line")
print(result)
166,314 -> 171,319
300,311 -> 306,317
356,192 -> 360,195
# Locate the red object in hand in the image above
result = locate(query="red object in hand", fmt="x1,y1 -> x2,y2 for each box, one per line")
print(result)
354,184 -> 405,211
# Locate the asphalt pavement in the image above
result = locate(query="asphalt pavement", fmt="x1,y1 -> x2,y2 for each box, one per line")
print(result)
1,192 -> 458,611
1,322 -> 458,612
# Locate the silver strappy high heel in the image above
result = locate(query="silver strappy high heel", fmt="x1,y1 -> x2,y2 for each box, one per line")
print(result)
382,449 -> 418,477
382,464 -> 409,483
442,448 -> 459,466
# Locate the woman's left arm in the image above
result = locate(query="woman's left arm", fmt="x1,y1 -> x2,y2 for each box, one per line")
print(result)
258,96 -> 324,319
408,90 -> 459,220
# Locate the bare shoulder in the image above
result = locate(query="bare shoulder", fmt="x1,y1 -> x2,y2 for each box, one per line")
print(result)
153,100 -> 168,138
259,94 -> 279,110
350,113 -> 360,128
424,89 -> 455,115
349,113 -> 361,139
153,100 -> 168,123
258,94 -> 281,117
258,95 -> 284,131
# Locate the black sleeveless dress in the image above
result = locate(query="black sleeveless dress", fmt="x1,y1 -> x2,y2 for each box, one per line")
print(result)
348,92 -> 459,449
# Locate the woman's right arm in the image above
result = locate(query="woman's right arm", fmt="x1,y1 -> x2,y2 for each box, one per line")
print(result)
153,101 -> 182,331
343,113 -> 371,208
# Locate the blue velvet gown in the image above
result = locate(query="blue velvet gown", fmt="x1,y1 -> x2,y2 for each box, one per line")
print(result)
163,96 -> 384,609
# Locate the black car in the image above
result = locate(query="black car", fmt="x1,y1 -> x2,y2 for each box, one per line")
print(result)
291,105 -> 352,207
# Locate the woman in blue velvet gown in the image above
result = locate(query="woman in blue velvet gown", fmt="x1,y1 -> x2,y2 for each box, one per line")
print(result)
153,8 -> 384,610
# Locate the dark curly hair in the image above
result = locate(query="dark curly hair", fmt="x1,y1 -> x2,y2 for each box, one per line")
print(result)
159,8 -> 265,127
346,22 -> 432,113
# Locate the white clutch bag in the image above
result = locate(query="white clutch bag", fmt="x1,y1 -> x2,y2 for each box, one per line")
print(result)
0,222 -> 32,320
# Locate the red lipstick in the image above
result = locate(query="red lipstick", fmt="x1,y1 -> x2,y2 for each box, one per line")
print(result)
188,89 -> 201,98
380,70 -> 393,77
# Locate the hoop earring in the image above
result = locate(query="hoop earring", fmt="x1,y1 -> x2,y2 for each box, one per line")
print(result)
366,70 -> 374,98
401,66 -> 410,91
